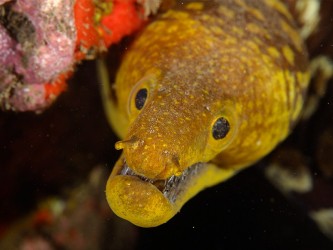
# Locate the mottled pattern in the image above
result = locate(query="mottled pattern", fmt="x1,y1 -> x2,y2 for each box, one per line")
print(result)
264,0 -> 333,240
113,0 -> 309,172
104,0 -> 310,227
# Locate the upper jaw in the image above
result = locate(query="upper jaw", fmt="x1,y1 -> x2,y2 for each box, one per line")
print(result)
113,154 -> 206,203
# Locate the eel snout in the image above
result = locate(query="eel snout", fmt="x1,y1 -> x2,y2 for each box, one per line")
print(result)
115,137 -> 184,180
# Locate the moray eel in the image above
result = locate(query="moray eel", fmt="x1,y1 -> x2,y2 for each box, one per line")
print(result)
98,0 -> 310,227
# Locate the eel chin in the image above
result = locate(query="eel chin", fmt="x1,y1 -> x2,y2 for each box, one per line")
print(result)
106,154 -> 236,227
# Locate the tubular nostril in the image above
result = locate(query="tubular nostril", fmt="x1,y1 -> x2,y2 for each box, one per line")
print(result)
115,141 -> 126,150
115,136 -> 140,150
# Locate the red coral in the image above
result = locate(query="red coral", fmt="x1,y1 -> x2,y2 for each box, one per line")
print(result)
99,0 -> 146,47
74,0 -> 101,60
44,72 -> 70,102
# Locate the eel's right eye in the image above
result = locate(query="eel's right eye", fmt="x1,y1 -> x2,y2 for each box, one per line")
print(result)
135,88 -> 148,110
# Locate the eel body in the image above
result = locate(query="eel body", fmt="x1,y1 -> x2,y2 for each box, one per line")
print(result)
99,0 -> 310,227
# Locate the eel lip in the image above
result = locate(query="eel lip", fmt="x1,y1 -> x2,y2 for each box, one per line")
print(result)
106,175 -> 176,227
105,157 -> 205,227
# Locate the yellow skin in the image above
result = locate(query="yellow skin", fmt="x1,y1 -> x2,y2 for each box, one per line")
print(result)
98,0 -> 310,227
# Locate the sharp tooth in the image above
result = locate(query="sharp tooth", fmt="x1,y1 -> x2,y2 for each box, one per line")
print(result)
118,160 -> 205,203
120,165 -> 130,175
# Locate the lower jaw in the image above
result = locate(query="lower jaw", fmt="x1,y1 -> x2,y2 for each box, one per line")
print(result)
106,174 -> 176,227
105,153 -> 236,227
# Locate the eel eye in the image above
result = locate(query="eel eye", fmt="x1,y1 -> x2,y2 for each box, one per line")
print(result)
135,88 -> 148,110
212,117 -> 230,140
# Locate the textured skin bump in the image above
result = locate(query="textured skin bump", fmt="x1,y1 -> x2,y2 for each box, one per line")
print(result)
101,0 -> 310,227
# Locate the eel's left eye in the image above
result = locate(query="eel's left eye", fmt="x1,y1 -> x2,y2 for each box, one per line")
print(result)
135,88 -> 148,110
212,117 -> 230,140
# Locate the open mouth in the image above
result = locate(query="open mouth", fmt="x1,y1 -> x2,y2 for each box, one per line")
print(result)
106,153 -> 235,227
117,159 -> 206,203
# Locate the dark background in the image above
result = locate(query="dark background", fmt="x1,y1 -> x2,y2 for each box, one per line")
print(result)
1,1 -> 333,244
0,60 -> 332,249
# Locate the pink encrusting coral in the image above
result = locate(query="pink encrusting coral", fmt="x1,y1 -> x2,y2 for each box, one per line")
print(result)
12,0 -> 76,84
0,0 -> 76,111
0,25 -> 18,89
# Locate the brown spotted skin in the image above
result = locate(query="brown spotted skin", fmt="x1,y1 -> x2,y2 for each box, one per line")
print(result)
264,0 -> 333,240
101,0 -> 311,227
